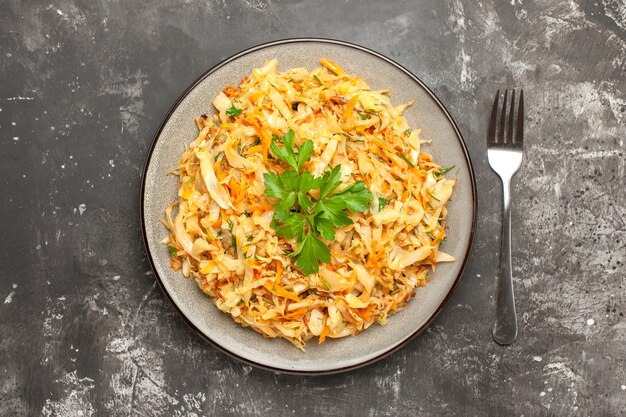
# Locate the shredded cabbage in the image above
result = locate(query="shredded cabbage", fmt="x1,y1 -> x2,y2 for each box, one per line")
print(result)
163,59 -> 456,349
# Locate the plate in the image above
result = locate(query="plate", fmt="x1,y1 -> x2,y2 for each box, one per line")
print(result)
141,38 -> 476,374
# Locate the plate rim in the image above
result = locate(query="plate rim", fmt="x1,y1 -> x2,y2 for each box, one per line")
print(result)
140,37 -> 477,375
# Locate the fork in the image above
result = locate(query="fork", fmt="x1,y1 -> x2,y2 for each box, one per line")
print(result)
487,89 -> 524,345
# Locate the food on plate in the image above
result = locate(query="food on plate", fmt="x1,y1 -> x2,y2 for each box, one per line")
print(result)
163,58 -> 456,349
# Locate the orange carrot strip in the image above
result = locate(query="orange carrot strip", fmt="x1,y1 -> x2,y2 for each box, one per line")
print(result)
283,308 -> 307,320
228,177 -> 239,199
342,95 -> 359,120
249,91 -> 264,104
320,58 -> 345,76
235,175 -> 248,204
319,324 -> 330,343
263,282 -> 300,302
272,261 -> 283,283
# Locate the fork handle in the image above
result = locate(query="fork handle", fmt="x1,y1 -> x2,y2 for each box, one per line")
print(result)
492,178 -> 518,345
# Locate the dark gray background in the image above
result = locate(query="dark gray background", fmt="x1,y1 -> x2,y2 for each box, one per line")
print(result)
1,0 -> 624,416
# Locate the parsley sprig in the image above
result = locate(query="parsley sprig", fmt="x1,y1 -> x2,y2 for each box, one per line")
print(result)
226,104 -> 242,117
263,130 -> 372,275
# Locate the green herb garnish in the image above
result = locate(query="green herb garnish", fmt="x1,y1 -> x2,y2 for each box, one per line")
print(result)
366,110 -> 382,129
227,219 -> 237,249
263,129 -> 373,274
403,128 -> 412,136
226,104 -> 242,117
428,191 -> 440,202
313,74 -> 323,85
436,165 -> 455,176
358,112 -> 368,120
378,194 -> 395,211
399,153 -> 415,168
168,246 -> 177,256
342,132 -> 364,143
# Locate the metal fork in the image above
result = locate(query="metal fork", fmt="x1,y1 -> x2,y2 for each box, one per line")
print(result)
487,89 -> 524,345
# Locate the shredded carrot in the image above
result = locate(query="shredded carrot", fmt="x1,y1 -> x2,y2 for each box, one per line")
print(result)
249,91 -> 264,104
252,118 -> 272,159
358,304 -> 376,320
319,323 -> 330,343
342,95 -> 359,120
169,258 -> 182,271
275,261 -> 284,283
264,282 -> 299,302
248,199 -> 273,212
227,177 -> 239,199
283,308 -> 307,320
223,85 -> 238,97
320,58 -> 345,76
235,175 -> 248,204
214,160 -> 227,181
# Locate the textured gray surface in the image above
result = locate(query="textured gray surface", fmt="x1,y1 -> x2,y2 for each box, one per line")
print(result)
0,0 -> 624,415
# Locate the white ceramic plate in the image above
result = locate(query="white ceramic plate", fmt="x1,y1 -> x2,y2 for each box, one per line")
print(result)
141,39 -> 476,374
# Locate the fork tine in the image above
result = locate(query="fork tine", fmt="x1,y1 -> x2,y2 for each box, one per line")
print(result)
498,90 -> 507,143
507,90 -> 515,143
515,89 -> 524,145
488,90 -> 499,144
